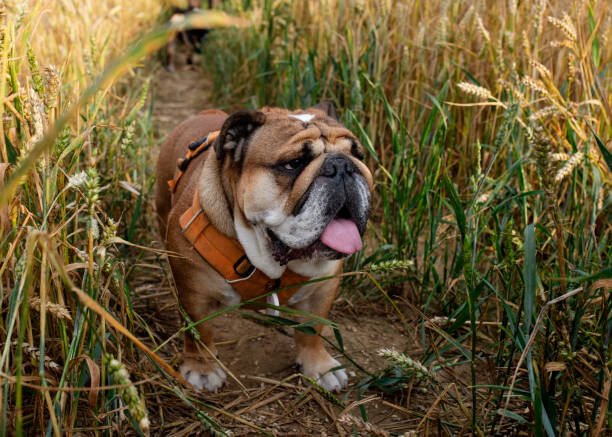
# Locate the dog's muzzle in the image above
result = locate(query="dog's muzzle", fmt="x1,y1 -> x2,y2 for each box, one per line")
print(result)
269,152 -> 371,264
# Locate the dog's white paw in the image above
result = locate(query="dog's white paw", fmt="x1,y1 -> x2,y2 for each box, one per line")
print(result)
180,361 -> 227,392
298,354 -> 348,392
317,365 -> 348,392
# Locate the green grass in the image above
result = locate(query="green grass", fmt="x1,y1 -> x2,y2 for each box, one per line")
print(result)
2,0 -> 612,435
202,0 -> 612,434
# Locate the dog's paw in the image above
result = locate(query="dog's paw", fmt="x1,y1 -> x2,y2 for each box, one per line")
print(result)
297,353 -> 348,392
180,359 -> 227,392
316,364 -> 348,392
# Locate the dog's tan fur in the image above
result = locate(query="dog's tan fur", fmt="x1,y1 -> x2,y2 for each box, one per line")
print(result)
155,105 -> 372,392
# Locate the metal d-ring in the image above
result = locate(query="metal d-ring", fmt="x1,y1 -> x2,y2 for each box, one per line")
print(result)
266,293 -> 280,317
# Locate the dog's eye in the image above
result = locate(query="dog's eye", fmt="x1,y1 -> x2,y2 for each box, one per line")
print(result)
351,139 -> 365,161
282,158 -> 305,171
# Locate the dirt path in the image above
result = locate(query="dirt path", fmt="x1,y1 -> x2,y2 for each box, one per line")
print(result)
152,64 -> 216,137
145,60 -> 427,436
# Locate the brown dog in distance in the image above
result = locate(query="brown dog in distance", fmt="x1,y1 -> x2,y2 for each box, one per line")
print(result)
155,103 -> 372,392
165,0 -> 213,72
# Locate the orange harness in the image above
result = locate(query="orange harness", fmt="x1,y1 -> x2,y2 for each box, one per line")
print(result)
168,130 -> 309,307
167,130 -> 221,193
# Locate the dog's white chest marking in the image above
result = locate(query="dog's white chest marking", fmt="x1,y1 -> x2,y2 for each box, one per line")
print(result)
289,113 -> 315,123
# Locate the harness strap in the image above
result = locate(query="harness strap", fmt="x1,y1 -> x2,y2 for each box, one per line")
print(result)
167,130 -> 220,193
179,190 -> 309,306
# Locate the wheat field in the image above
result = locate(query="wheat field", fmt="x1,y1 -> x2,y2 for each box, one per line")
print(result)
1,0 -> 612,435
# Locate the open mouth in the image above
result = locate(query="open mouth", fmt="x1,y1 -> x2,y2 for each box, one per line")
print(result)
267,205 -> 363,265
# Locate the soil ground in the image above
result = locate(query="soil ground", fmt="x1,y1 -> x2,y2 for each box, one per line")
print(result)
139,54 -> 474,437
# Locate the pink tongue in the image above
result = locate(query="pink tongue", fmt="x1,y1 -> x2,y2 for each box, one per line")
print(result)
320,218 -> 363,254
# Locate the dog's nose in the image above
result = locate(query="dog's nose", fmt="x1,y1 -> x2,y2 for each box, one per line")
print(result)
320,153 -> 355,180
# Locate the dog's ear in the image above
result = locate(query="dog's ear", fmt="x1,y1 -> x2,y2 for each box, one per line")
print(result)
215,110 -> 266,162
310,101 -> 338,120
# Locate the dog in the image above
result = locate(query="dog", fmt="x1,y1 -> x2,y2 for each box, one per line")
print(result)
165,0 -> 214,72
155,103 -> 373,392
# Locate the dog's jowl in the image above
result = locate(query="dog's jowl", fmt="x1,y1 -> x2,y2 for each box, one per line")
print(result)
155,103 -> 372,392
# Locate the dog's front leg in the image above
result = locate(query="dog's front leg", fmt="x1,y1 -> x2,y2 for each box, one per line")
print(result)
181,322 -> 227,392
295,329 -> 348,392
292,277 -> 348,392
175,275 -> 227,392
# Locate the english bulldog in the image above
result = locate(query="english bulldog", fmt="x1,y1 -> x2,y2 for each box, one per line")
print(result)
155,103 -> 372,392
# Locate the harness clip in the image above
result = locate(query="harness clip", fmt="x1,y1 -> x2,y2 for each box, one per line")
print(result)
177,156 -> 189,171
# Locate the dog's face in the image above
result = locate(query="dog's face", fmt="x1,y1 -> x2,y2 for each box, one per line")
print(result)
213,103 -> 373,275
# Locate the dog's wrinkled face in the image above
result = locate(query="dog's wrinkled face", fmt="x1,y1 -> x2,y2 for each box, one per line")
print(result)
214,103 -> 373,274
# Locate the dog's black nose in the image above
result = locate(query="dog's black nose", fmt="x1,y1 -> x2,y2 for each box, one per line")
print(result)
320,153 -> 355,180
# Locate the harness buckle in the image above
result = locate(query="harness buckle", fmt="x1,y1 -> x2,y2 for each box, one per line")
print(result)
232,254 -> 256,278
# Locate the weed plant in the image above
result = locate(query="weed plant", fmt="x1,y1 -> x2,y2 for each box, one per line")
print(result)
203,0 -> 612,434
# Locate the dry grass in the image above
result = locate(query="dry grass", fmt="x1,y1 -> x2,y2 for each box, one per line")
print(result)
11,0 -> 161,88
2,0 -> 612,435
0,1 -> 163,435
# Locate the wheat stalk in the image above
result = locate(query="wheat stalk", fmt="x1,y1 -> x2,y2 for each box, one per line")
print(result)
522,76 -> 550,97
475,13 -> 490,43
554,151 -> 584,182
12,341 -> 61,373
529,59 -> 552,80
548,14 -> 577,44
378,348 -> 437,383
105,356 -> 150,436
551,152 -> 570,162
338,414 -> 390,437
457,82 -> 492,100
528,106 -> 560,121
29,296 -> 72,321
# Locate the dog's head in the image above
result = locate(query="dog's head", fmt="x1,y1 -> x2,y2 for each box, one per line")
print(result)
212,103 -> 373,277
